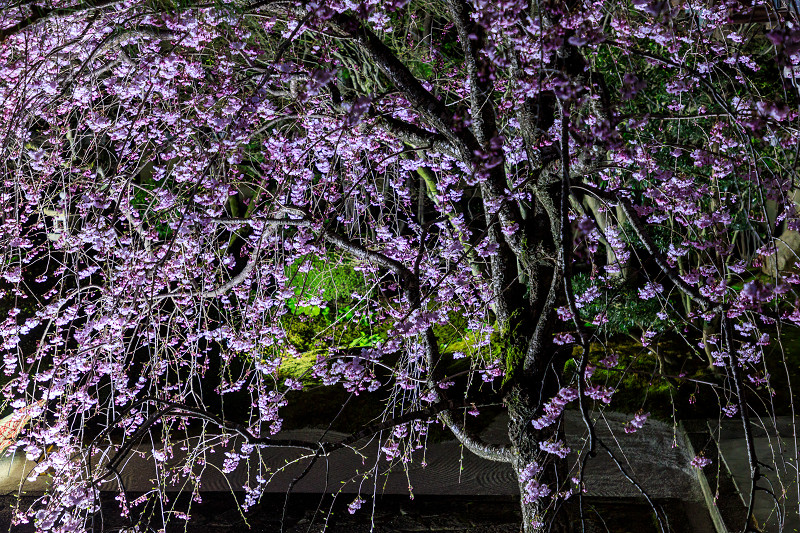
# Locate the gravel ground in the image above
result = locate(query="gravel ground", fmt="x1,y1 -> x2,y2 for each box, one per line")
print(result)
0,493 -> 710,532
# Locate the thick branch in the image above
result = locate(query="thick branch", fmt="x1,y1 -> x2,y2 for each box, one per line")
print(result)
437,408 -> 513,463
423,331 -> 513,463
444,0 -> 497,149
328,13 -> 478,161
0,0 -> 124,42
321,228 -> 414,284
575,184 -> 719,311
377,115 -> 460,159
439,0 -> 533,332
326,398 -> 497,452
75,26 -> 175,80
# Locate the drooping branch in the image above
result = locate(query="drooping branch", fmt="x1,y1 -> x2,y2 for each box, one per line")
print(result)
598,439 -> 667,533
97,398 -> 321,483
573,182 -> 765,533
99,395 -> 508,486
722,318 -> 763,532
143,217 -> 304,302
423,331 -> 513,463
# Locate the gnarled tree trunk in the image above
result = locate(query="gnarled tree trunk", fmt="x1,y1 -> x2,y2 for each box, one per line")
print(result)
508,383 -> 572,533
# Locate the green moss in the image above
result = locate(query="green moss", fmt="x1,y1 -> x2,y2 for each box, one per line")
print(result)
278,351 -> 319,381
282,314 -> 329,353
286,255 -> 369,303
432,312 -> 468,351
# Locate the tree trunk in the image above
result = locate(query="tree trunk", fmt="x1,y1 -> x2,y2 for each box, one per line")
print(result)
507,384 -> 571,533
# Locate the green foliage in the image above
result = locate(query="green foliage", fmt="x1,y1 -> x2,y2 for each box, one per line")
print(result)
130,182 -> 174,240
286,299 -> 328,317
572,273 -> 670,336
286,255 -> 369,303
279,301 -> 390,381
432,311 -> 469,352
277,350 -> 318,382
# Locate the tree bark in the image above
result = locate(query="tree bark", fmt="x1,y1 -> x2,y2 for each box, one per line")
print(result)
507,383 -> 571,533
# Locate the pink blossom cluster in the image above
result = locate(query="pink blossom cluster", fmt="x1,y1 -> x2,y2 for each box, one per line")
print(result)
624,412 -> 650,434
532,388 -> 579,430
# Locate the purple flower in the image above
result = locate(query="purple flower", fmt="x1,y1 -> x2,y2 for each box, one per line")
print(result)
532,388 -> 578,429
624,412 -> 650,434
632,0 -> 669,16
539,440 -> 571,458
554,332 -> 575,345
575,286 -> 601,308
756,101 -> 791,122
599,352 -> 619,368
523,479 -> 551,503
584,385 -> 615,404
638,282 -> 663,300
348,497 -> 365,514
345,96 -> 372,127
621,73 -> 647,100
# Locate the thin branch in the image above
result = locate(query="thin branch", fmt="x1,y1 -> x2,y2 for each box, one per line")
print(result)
598,438 -> 667,533
423,331 -> 513,463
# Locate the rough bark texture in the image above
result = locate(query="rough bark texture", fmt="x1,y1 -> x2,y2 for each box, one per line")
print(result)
508,384 -> 571,533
